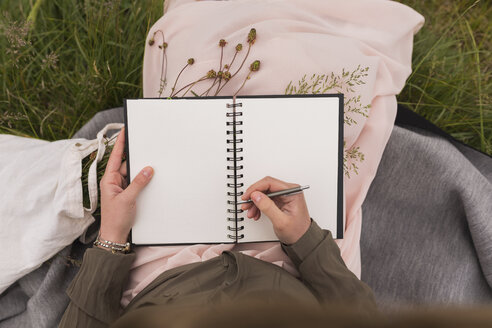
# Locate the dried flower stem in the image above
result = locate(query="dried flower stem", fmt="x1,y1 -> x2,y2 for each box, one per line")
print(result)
171,76 -> 208,97
205,78 -> 217,96
214,46 -> 225,95
216,43 -> 251,95
203,43 -> 224,97
181,84 -> 196,97
153,29 -> 168,97
215,77 -> 223,96
165,29 -> 256,98
171,62 -> 190,96
182,77 -> 208,97
233,72 -> 251,96
200,79 -> 219,96
233,60 -> 260,96
227,50 -> 238,72
230,43 -> 251,79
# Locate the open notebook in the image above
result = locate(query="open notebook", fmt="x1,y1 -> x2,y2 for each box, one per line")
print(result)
124,95 -> 343,245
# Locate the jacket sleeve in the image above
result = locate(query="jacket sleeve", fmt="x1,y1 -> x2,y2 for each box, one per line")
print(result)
58,247 -> 136,328
281,219 -> 377,312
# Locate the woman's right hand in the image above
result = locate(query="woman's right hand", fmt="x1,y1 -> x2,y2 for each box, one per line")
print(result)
240,176 -> 311,245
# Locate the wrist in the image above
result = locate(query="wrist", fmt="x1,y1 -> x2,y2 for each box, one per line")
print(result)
281,216 -> 311,245
281,219 -> 328,267
94,232 -> 131,254
99,230 -> 129,244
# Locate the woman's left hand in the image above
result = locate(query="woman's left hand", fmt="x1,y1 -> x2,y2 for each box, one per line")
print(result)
99,127 -> 154,243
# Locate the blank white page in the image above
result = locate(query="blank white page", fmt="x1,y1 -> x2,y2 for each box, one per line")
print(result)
239,97 -> 341,242
126,99 -> 230,244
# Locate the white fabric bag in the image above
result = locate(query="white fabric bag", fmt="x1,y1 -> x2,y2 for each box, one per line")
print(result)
0,123 -> 124,295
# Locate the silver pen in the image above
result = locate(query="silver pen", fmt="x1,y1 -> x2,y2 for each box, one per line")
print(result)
236,185 -> 310,205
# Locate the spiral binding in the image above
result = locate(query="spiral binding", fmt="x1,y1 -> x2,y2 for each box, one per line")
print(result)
226,98 -> 245,241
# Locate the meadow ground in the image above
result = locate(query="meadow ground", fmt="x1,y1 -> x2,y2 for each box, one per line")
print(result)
1,0 -> 490,155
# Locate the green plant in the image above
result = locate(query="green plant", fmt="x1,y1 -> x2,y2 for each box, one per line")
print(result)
0,0 -> 163,140
285,67 -> 371,177
396,0 -> 491,154
1,0 -> 489,154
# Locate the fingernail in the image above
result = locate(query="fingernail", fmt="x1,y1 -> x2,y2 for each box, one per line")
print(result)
253,192 -> 261,202
142,167 -> 153,178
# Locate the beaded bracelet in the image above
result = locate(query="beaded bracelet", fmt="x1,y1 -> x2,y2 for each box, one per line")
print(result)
93,234 -> 131,254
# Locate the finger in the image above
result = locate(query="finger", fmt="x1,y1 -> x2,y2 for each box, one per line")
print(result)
241,176 -> 293,201
119,160 -> 127,176
247,205 -> 258,219
106,128 -> 126,174
100,171 -> 121,188
241,202 -> 254,211
250,191 -> 285,226
122,166 -> 154,201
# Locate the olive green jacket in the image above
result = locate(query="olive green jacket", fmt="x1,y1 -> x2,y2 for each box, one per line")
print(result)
59,220 -> 376,327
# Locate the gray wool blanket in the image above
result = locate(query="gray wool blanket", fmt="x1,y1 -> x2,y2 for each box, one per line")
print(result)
0,106 -> 491,327
361,123 -> 492,308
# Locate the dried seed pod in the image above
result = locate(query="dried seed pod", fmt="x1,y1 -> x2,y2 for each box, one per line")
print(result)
247,28 -> 256,44
207,69 -> 217,78
249,60 -> 260,71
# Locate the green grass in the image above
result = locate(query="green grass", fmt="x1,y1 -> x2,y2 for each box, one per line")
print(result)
1,0 -> 491,155
396,0 -> 491,154
0,0 -> 163,139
